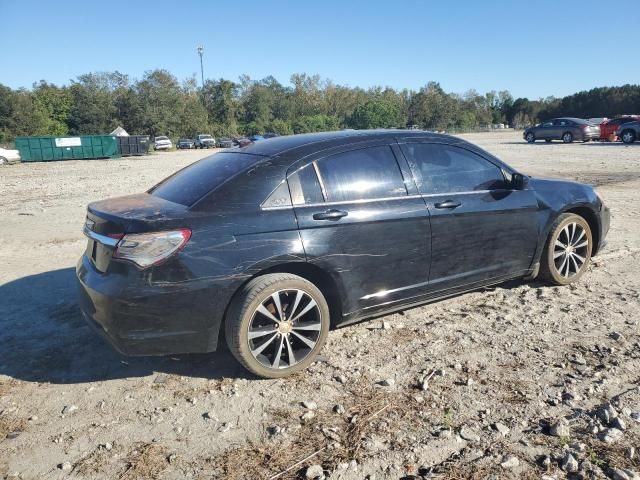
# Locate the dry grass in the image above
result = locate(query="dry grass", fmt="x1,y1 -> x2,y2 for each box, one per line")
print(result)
119,442 -> 169,480
206,380 -> 416,479
581,429 -> 640,473
0,379 -> 19,398
438,463 -> 540,480
73,443 -> 119,477
0,413 -> 26,440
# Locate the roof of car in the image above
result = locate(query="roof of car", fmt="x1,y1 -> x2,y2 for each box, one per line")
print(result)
239,129 -> 453,157
556,117 -> 591,124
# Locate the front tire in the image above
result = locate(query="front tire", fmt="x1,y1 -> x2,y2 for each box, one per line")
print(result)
621,129 -> 636,144
539,213 -> 592,286
225,273 -> 330,378
562,132 -> 574,143
525,132 -> 535,143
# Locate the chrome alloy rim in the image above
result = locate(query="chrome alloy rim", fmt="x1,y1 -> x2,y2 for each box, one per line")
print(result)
622,131 -> 633,143
248,289 -> 322,369
553,222 -> 589,278
563,133 -> 572,142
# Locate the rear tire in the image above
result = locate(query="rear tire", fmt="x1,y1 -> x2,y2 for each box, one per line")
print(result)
621,129 -> 636,144
562,132 -> 574,143
539,213 -> 592,286
225,273 -> 330,378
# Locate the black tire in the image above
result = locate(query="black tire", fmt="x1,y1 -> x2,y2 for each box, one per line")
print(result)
539,213 -> 592,286
525,132 -> 535,143
0,156 -> 7,165
225,273 -> 330,378
621,129 -> 636,144
562,132 -> 573,143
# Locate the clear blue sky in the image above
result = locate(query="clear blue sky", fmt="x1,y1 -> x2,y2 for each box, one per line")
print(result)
1,0 -> 638,99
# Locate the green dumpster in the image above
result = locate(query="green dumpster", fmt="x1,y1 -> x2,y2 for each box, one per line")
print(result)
15,135 -> 120,162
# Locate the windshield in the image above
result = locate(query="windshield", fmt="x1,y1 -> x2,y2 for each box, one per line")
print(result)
150,152 -> 264,206
156,136 -> 168,141
200,135 -> 212,139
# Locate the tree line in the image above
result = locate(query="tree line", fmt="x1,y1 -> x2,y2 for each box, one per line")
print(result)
1,69 -> 639,144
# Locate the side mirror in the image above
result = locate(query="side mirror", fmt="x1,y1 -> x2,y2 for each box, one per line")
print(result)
512,173 -> 529,190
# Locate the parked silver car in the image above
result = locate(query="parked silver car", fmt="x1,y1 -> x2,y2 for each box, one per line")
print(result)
616,121 -> 640,144
523,118 -> 600,143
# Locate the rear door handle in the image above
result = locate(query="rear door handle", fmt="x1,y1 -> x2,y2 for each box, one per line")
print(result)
312,209 -> 348,221
434,200 -> 461,209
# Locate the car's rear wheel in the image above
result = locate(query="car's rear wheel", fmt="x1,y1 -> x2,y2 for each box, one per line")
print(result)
225,273 -> 330,378
562,132 -> 573,143
539,213 -> 592,286
621,129 -> 636,144
525,132 -> 535,143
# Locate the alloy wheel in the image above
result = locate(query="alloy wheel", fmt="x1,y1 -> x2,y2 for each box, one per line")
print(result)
247,289 -> 322,369
553,222 -> 589,278
622,131 -> 635,143
563,133 -> 573,143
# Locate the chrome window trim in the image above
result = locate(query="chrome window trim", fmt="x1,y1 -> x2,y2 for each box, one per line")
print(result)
83,226 -> 120,248
311,161 -> 328,201
261,190 -> 505,210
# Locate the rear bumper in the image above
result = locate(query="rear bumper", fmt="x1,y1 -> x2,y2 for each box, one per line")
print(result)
581,131 -> 600,140
76,255 -> 222,356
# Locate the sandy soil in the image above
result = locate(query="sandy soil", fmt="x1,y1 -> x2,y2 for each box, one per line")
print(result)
1,132 -> 639,479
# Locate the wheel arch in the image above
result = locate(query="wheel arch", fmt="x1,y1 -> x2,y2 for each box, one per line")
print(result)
563,205 -> 601,255
223,261 -> 344,333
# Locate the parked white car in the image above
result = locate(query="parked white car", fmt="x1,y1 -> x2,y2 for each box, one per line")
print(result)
0,147 -> 21,165
154,136 -> 172,150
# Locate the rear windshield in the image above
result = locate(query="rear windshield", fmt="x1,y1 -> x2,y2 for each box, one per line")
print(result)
156,136 -> 168,140
150,152 -> 264,206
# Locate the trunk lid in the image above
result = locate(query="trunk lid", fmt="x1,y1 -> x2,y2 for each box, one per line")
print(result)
84,193 -> 189,272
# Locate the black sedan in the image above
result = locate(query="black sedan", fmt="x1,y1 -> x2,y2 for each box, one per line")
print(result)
77,130 -> 610,378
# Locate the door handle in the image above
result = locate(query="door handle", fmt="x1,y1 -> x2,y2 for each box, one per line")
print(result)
434,200 -> 461,209
312,209 -> 348,221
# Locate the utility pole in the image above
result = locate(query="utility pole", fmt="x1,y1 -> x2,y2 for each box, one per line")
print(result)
197,45 -> 204,88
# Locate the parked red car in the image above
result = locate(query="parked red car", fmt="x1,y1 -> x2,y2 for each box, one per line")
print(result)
599,116 -> 640,141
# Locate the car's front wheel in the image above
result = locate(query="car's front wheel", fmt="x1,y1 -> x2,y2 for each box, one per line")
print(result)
225,273 -> 330,378
539,213 -> 592,285
621,129 -> 636,144
525,132 -> 535,143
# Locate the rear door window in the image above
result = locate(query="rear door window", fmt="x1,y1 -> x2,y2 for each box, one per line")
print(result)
150,152 -> 264,206
314,146 -> 407,202
404,143 -> 506,194
288,164 -> 324,205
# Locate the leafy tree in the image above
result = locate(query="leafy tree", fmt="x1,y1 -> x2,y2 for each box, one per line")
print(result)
350,99 -> 403,129
201,79 -> 239,134
32,81 -> 72,135
2,70 -> 640,143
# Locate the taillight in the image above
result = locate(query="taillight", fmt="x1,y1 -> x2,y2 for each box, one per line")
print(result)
113,229 -> 192,268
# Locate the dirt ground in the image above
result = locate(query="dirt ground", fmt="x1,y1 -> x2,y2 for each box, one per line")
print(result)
1,132 -> 639,480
